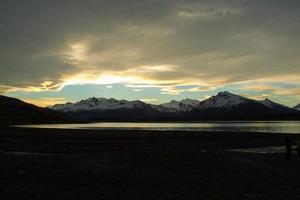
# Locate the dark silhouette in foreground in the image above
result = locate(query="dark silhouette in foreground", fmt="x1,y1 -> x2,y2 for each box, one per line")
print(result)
0,95 -> 71,125
1,127 -> 300,200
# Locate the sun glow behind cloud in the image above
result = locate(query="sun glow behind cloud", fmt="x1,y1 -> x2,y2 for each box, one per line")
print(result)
66,43 -> 88,63
1,0 -> 300,107
59,64 -> 189,89
62,74 -> 138,86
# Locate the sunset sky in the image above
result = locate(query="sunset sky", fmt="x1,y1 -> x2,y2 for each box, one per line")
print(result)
1,0 -> 300,107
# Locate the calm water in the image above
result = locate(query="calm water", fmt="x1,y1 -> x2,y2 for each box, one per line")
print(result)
17,121 -> 300,134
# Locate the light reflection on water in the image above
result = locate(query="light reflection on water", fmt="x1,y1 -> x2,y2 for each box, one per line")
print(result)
16,121 -> 300,134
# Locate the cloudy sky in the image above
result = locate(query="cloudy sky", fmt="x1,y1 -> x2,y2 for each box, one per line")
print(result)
1,0 -> 300,107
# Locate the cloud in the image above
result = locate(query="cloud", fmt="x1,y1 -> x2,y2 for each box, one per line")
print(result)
242,84 -> 300,96
160,84 -> 218,95
239,93 -> 271,100
242,85 -> 276,93
139,98 -> 159,103
187,85 -> 217,92
133,88 -> 143,92
134,65 -> 178,72
1,0 -> 300,97
176,7 -> 240,19
160,87 -> 183,95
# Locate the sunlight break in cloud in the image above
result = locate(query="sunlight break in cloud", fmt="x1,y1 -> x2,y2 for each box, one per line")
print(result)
1,0 -> 300,106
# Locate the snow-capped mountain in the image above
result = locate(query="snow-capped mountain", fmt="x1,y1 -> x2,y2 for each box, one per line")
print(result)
51,97 -> 201,113
49,91 -> 300,121
260,98 -> 283,108
188,91 -> 300,120
50,97 -> 160,121
294,104 -> 300,111
198,91 -> 249,109
50,97 -> 147,112
154,98 -> 200,113
259,98 -> 298,114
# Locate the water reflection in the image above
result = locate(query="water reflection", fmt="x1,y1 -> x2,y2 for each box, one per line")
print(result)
16,121 -> 300,134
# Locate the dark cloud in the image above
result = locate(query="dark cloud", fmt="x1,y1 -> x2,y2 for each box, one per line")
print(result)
1,0 -> 300,91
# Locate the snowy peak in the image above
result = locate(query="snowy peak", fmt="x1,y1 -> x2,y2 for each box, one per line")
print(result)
259,98 -> 297,113
260,98 -> 283,108
199,91 -> 248,109
158,98 -> 200,112
294,104 -> 300,111
181,98 -> 200,107
50,92 -> 253,113
49,92 -> 299,115
260,98 -> 274,107
160,100 -> 180,109
50,97 -> 146,112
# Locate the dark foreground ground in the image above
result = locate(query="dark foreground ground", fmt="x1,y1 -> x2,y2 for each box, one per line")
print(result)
1,127 -> 300,200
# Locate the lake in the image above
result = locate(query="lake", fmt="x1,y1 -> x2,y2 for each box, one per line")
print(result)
16,121 -> 300,134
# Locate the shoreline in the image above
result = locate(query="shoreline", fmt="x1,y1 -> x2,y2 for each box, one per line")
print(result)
1,127 -> 300,199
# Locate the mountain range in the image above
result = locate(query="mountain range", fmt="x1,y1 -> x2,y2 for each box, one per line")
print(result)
1,91 -> 299,125
49,91 -> 300,121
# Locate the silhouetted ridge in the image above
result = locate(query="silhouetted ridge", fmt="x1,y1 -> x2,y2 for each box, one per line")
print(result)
0,95 -> 71,125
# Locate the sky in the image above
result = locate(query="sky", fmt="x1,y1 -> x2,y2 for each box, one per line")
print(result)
1,0 -> 300,107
